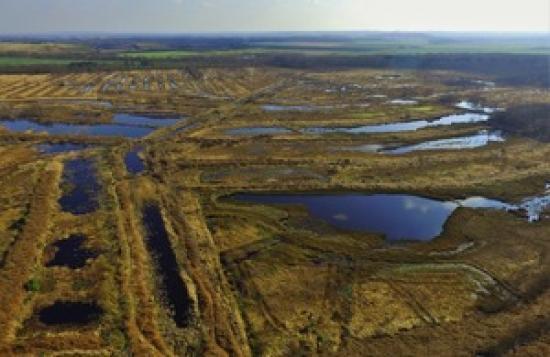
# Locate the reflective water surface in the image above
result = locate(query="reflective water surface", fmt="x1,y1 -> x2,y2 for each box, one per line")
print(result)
0,119 -> 154,138
301,112 -> 490,135
113,113 -> 183,128
124,147 -> 146,174
37,143 -> 89,154
232,193 -> 458,241
385,131 -> 505,154
58,159 -> 101,215
231,192 -> 547,241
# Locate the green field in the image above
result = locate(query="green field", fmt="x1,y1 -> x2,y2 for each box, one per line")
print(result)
119,43 -> 550,60
118,48 -> 274,58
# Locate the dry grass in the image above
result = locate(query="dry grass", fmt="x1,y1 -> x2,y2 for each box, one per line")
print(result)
0,66 -> 548,355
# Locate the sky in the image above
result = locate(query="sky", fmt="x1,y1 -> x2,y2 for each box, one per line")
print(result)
0,0 -> 548,34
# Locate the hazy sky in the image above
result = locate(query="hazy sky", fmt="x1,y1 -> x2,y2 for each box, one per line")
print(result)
0,0 -> 549,33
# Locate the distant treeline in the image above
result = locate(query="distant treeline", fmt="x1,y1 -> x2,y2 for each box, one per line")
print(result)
0,52 -> 547,88
490,104 -> 550,142
260,54 -> 550,88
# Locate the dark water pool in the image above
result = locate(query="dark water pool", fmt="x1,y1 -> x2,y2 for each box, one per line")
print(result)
39,301 -> 103,325
113,113 -> 183,128
46,234 -> 98,269
124,147 -> 145,175
142,204 -> 192,327
0,119 -> 154,138
301,112 -> 489,135
58,159 -> 101,215
231,193 -> 523,241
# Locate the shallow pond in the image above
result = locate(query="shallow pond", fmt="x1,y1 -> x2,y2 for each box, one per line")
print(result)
385,131 -> 505,154
225,127 -> 293,136
37,143 -> 89,154
38,301 -> 103,325
46,234 -> 98,269
0,119 -> 154,138
301,112 -> 489,135
124,147 -> 146,175
142,204 -> 192,327
230,193 -> 541,241
58,159 -> 101,215
113,113 -> 183,128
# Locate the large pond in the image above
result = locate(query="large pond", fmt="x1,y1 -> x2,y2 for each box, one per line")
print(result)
0,119 -> 154,138
58,159 -> 101,215
301,112 -> 490,135
230,193 -> 541,241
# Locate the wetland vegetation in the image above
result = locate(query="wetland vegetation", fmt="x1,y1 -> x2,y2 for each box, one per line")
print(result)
0,32 -> 548,356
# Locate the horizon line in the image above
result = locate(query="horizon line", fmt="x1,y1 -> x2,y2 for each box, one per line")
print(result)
1,29 -> 549,37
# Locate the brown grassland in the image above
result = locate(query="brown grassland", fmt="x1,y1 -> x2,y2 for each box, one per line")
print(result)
0,62 -> 548,356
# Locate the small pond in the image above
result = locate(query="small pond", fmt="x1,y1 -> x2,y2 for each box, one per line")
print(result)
124,147 -> 146,175
113,113 -> 184,128
38,301 -> 103,325
58,158 -> 101,215
46,234 -> 98,269
37,143 -> 89,154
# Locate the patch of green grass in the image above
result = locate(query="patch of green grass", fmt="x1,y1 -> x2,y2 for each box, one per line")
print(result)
24,278 -> 41,292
